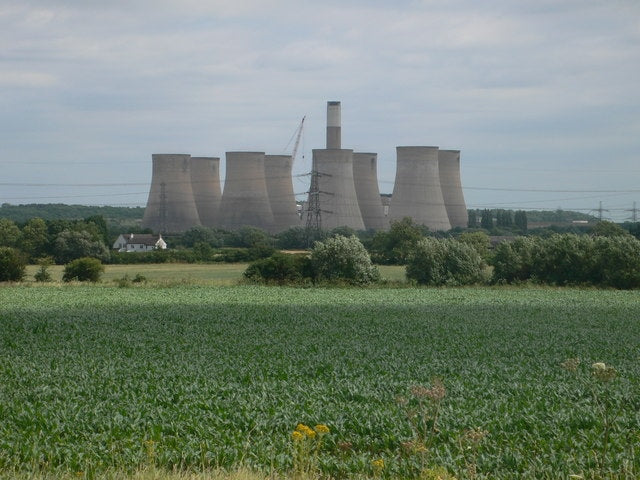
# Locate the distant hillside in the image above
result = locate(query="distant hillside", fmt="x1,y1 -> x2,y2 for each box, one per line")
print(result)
524,209 -> 597,224
0,203 -> 144,231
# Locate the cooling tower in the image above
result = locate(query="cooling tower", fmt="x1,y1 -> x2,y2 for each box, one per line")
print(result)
218,152 -> 275,232
141,154 -> 201,233
353,152 -> 388,231
307,149 -> 365,231
326,101 -> 341,149
438,149 -> 468,229
388,146 -> 451,231
264,154 -> 299,233
190,156 -> 222,227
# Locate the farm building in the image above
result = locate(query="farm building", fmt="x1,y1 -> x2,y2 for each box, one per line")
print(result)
113,233 -> 167,252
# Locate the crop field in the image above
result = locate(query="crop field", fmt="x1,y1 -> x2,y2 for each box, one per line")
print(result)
0,285 -> 638,479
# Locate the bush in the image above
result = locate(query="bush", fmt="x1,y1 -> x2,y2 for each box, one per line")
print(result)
276,227 -> 308,250
311,235 -> 379,285
490,233 -> 640,289
457,231 -> 491,262
491,236 -> 540,284
244,253 -> 311,285
406,238 -> 487,286
369,217 -> 428,265
53,229 -> 110,264
531,234 -> 596,286
34,257 -> 54,283
593,235 -> 640,289
63,257 -> 104,282
0,246 -> 26,282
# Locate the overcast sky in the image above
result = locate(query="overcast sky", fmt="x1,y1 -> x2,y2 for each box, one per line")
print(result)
1,0 -> 639,220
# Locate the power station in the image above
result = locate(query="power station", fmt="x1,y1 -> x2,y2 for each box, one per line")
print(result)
142,101 -> 468,234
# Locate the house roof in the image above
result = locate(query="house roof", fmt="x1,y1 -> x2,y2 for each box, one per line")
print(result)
121,234 -> 163,246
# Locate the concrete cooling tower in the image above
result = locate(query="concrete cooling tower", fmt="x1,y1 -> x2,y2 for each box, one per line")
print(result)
388,146 -> 451,231
438,149 -> 468,229
142,154 -> 201,233
264,154 -> 299,233
308,149 -> 365,231
190,156 -> 222,227
218,152 -> 275,232
353,152 -> 388,231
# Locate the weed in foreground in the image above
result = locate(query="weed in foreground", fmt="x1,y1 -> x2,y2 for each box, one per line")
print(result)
291,424 -> 330,479
561,358 -> 633,479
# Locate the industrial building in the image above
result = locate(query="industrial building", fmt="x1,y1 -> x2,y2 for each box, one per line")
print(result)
141,100 -> 468,234
264,154 -> 300,233
353,152 -> 387,231
438,149 -> 468,229
218,152 -> 275,232
190,156 -> 222,227
141,154 -> 201,233
388,146 -> 451,231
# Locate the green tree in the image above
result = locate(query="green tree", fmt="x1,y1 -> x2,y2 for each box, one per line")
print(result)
0,218 -> 22,248
53,230 -> 110,264
0,246 -> 26,282
243,252 -> 311,285
514,210 -> 528,232
591,221 -> 628,238
369,217 -> 428,265
21,218 -> 49,260
311,235 -> 379,285
532,234 -> 596,286
593,235 -> 640,289
491,236 -> 540,284
181,226 -> 224,248
406,238 -> 487,286
480,210 -> 493,230
226,226 -> 274,248
84,215 -> 110,244
34,256 -> 54,282
457,231 -> 491,262
276,227 -> 308,250
467,210 -> 477,228
496,209 -> 513,227
62,257 -> 104,282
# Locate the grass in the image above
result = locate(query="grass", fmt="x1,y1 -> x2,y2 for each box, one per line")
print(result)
1,285 -> 638,478
24,263 -> 407,285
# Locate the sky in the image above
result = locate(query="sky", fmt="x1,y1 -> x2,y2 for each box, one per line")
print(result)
1,0 -> 639,221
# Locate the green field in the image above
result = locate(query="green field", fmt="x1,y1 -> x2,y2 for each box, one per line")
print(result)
0,285 -> 638,479
23,264 -> 407,285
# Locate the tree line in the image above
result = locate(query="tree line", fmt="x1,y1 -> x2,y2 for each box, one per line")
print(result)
244,223 -> 640,289
1,211 -> 640,289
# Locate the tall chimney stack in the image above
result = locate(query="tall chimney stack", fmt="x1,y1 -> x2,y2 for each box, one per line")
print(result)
326,101 -> 341,149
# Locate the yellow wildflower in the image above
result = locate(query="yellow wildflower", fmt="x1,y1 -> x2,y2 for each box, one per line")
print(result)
296,424 -> 315,438
314,424 -> 330,434
292,430 -> 304,441
372,458 -> 385,471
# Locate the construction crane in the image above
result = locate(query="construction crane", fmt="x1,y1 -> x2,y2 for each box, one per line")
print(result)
285,116 -> 305,164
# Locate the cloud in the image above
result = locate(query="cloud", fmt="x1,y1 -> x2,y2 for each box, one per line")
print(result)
0,1 -> 638,217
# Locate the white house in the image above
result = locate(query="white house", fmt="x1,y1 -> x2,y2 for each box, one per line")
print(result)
113,233 -> 167,252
